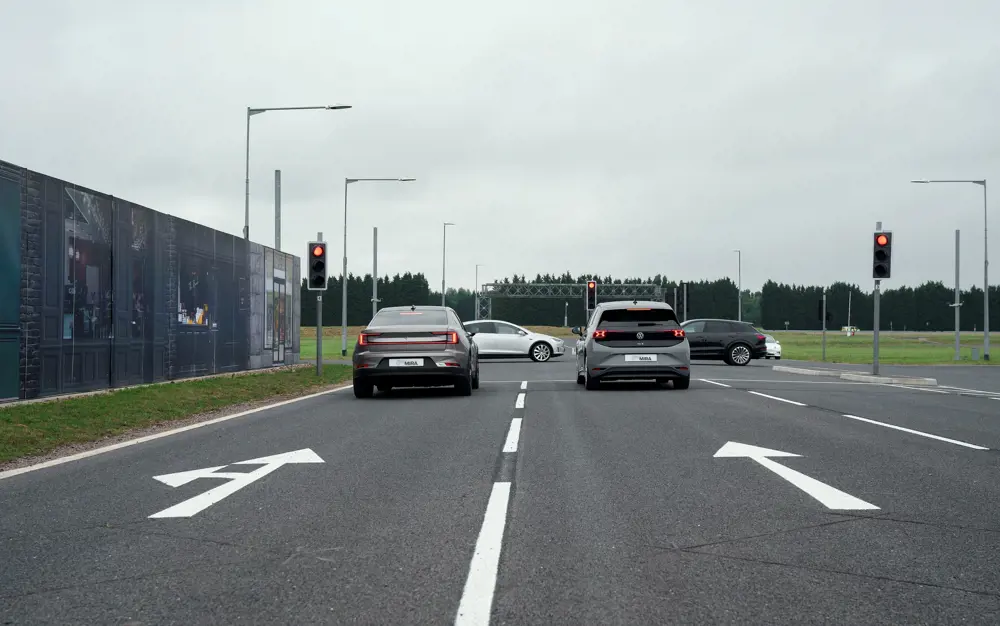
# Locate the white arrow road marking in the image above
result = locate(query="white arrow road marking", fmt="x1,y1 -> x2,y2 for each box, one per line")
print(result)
714,442 -> 879,510
150,448 -> 324,519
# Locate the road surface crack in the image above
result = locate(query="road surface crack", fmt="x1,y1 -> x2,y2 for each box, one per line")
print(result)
681,549 -> 1000,598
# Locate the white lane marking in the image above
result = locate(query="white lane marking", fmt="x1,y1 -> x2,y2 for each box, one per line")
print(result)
939,384 -> 1000,396
520,380 -> 527,390
706,379 -> 879,385
715,442 -> 878,510
885,384 -> 949,394
515,393 -> 525,409
747,391 -> 807,406
0,384 -> 352,481
502,418 -> 523,453
842,414 -> 989,450
455,481 -> 512,626
481,379 -> 575,384
699,378 -> 731,388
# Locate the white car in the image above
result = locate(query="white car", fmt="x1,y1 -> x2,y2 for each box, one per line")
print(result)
764,334 -> 782,359
463,320 -> 566,362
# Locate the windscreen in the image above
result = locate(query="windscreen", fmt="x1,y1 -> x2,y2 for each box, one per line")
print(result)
598,308 -> 679,324
371,310 -> 449,326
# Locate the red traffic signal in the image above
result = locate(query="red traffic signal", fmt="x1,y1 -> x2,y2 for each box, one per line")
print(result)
312,244 -> 325,257
875,233 -> 888,247
587,281 -> 596,289
586,280 -> 597,308
873,231 -> 892,279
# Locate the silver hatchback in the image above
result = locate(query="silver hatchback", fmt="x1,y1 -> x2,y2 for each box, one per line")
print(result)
573,300 -> 691,390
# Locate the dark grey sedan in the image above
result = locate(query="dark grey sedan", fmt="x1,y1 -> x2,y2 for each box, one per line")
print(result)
352,305 -> 480,398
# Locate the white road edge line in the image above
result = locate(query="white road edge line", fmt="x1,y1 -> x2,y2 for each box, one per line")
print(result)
502,418 -> 523,453
842,414 -> 989,450
515,392 -> 525,409
885,384 -> 949,394
455,481 -> 512,626
520,380 -> 527,390
699,379 -> 731,388
0,384 -> 353,481
747,390 -> 807,406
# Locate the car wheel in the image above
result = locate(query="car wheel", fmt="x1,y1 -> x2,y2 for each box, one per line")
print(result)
353,378 -> 374,398
673,376 -> 691,390
530,342 -> 552,362
576,373 -> 585,385
727,343 -> 752,366
472,364 -> 480,390
584,363 -> 600,390
455,373 -> 473,396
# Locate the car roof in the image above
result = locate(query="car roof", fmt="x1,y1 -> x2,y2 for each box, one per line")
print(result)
597,300 -> 675,311
378,305 -> 450,312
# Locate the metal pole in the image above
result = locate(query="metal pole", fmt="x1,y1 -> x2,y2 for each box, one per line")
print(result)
316,230 -> 323,376
683,282 -> 688,322
847,289 -> 852,329
341,180 -> 349,356
564,302 -> 568,327
983,181 -> 990,360
372,227 -> 378,320
821,288 -> 827,361
955,229 -> 961,361
737,250 -> 742,321
274,169 -> 281,250
474,264 -> 479,320
874,221 -> 882,375
441,223 -> 447,306
244,108 -> 251,240
674,286 -> 678,312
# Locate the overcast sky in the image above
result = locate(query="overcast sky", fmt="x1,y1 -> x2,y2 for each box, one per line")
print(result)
2,0 -> 999,293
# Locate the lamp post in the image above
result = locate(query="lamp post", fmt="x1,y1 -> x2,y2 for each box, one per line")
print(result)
244,104 -> 351,241
442,222 -> 455,306
734,248 -> 742,321
340,177 -> 416,356
911,179 -> 989,360
475,263 -> 485,320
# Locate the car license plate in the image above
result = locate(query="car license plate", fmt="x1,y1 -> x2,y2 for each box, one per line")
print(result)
625,354 -> 657,362
389,358 -> 423,367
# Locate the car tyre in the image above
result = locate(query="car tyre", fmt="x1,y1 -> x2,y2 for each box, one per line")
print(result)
472,364 -> 480,390
673,376 -> 691,390
576,373 -> 585,385
455,373 -> 473,396
584,364 -> 600,390
529,342 -> 552,362
726,343 -> 752,366
353,378 -> 374,398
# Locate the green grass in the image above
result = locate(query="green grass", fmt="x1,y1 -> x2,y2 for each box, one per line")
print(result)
0,364 -> 352,464
769,331 -> 998,365
300,337 -> 355,360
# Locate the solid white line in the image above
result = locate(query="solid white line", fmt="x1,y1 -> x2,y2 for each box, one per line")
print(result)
699,378 -> 731,388
481,379 -> 575,384
707,379 -> 876,385
0,384 -> 353,481
747,391 -> 807,406
520,380 -> 527,390
502,418 -> 522,453
515,393 -> 525,409
455,481 -> 512,626
754,456 -> 879,510
842,414 -> 989,450
885,384 -> 949,394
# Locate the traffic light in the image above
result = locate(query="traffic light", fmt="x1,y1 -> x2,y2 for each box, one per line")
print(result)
307,241 -> 327,291
873,231 -> 892,279
586,280 -> 597,309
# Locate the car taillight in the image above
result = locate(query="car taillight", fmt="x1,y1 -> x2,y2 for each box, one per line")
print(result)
359,333 -> 378,346
434,331 -> 459,344
593,330 -> 607,339
756,334 -> 766,341
671,329 -> 686,338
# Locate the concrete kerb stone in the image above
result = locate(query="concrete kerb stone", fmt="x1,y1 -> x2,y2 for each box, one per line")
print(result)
773,364 -> 938,386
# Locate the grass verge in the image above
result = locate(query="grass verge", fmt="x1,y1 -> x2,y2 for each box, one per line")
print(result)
769,331 -> 999,365
0,364 -> 352,465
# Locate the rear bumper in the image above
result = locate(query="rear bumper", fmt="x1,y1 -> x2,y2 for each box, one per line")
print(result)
353,350 -> 471,386
589,365 -> 690,381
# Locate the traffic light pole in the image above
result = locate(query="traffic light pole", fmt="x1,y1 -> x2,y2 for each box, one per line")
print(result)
316,231 -> 324,377
873,220 -> 882,376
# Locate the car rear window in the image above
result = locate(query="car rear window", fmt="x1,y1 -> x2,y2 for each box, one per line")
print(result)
598,307 -> 679,324
371,310 -> 449,326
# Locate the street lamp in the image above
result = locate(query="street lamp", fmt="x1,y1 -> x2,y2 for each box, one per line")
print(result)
911,178 -> 989,360
442,222 -> 455,306
734,249 -> 742,321
244,104 -> 351,241
340,177 -> 417,356
475,263 -> 485,320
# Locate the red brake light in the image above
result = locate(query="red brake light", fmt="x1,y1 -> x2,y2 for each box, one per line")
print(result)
756,334 -> 766,341
359,332 -> 379,346
434,331 -> 459,344
671,329 -> 686,338
593,330 -> 607,339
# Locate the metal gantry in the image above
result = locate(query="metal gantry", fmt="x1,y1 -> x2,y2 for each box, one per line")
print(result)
477,282 -> 665,321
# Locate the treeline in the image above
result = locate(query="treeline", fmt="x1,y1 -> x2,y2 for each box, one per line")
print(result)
300,273 -> 1000,331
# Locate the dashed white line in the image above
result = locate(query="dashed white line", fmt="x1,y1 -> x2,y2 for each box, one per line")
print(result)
515,392 -> 525,409
841,414 -> 989,450
699,379 -> 731,388
502,418 -> 523,453
747,390 -> 807,406
455,481 -> 512,626
520,380 -> 527,390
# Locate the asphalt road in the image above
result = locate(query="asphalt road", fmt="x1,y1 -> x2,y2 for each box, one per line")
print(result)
3,356 -> 1000,624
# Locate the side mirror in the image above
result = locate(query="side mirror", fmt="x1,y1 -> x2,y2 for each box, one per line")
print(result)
570,326 -> 582,336
517,330 -> 528,336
